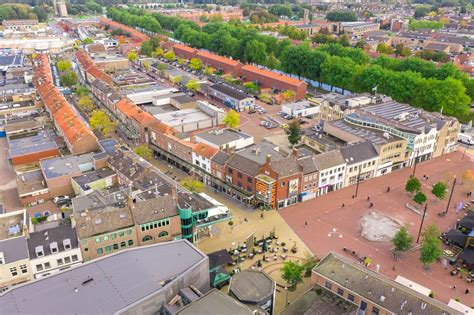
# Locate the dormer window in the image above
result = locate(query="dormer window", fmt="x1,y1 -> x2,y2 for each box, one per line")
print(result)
63,239 -> 71,250
50,242 -> 58,254
35,246 -> 44,258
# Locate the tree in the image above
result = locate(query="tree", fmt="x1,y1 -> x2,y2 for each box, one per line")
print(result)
431,182 -> 447,200
127,51 -> 138,62
82,37 -> 94,44
172,75 -> 182,85
376,43 -> 394,55
419,224 -> 442,270
281,260 -> 304,288
164,50 -> 176,61
325,10 -> 357,22
203,66 -> 215,76
287,119 -> 301,145
186,79 -> 200,92
133,144 -> 152,161
395,44 -> 411,57
57,59 -> 72,72
282,90 -> 295,102
338,34 -> 350,47
223,109 -> 240,129
413,192 -> 427,205
60,71 -> 77,87
189,58 -> 203,71
181,178 -> 204,192
405,176 -> 421,194
142,61 -> 150,71
301,253 -> 318,277
177,58 -> 187,65
153,48 -> 164,58
78,96 -> 95,112
392,226 -> 413,257
89,110 -> 115,136
74,85 -> 89,97
243,40 -> 267,64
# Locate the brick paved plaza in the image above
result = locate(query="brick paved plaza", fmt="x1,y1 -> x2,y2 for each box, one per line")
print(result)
280,150 -> 474,306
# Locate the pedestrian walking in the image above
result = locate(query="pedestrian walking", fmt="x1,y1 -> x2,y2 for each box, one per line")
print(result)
304,221 -> 308,227
392,265 -> 396,271
387,186 -> 390,192
367,196 -> 370,201
466,288 -> 470,294
452,285 -> 457,291
342,203 -> 345,208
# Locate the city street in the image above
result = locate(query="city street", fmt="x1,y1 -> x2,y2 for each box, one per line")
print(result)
0,139 -> 20,213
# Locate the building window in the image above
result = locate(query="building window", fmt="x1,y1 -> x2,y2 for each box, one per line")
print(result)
281,182 -> 286,187
111,233 -> 116,240
228,168 -> 233,174
118,231 -> 125,237
72,255 -> 78,262
95,237 -> 100,244
36,264 -> 43,271
128,240 -> 134,246
247,177 -> 252,183
103,235 -> 109,241
372,307 -> 379,315
238,172 -> 242,178
158,231 -> 168,238
120,242 -> 126,248
324,282 -> 332,290
44,262 -> 51,269
337,288 -> 344,296
97,248 -> 103,255
64,256 -> 71,264
348,294 -> 355,302
126,229 -> 132,235
10,267 -> 17,277
57,259 -> 64,266
105,246 -> 111,254
142,235 -> 153,242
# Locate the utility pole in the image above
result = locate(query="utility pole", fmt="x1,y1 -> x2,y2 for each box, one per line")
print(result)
412,151 -> 419,177
354,166 -> 362,198
445,176 -> 457,215
416,203 -> 428,243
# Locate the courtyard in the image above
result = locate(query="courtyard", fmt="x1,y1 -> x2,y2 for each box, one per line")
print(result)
280,150 -> 474,306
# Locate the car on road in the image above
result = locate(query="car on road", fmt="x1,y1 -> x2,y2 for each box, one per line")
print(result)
277,111 -> 284,116
312,125 -> 321,132
258,108 -> 267,114
53,195 -> 70,205
248,109 -> 256,114
260,120 -> 268,126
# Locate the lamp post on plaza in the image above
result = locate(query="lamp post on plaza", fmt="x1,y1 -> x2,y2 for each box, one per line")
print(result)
354,166 -> 362,198
412,151 -> 419,177
445,176 -> 457,215
416,203 -> 428,243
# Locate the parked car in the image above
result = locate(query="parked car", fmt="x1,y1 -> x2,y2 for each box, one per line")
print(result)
277,111 -> 284,116
248,109 -> 256,114
260,120 -> 268,126
53,195 -> 70,205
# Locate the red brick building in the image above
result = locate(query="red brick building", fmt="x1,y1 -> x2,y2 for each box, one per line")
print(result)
173,43 -> 197,60
241,65 -> 307,100
195,51 -> 242,76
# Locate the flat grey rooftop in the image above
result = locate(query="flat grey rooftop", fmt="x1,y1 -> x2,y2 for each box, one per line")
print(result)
154,108 -> 211,127
0,240 -> 208,315
40,153 -> 94,179
230,271 -> 275,303
195,128 -> 252,146
8,129 -> 58,158
177,289 -> 253,315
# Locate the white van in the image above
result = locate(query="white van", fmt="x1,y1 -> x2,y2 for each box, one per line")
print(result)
458,133 -> 474,145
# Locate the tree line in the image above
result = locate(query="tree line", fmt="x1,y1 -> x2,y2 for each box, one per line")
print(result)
108,7 -> 472,119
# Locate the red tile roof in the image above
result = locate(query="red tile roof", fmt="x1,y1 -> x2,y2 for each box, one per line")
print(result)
196,50 -> 241,67
75,49 -> 113,85
99,17 -> 149,43
173,43 -> 197,54
33,55 -> 97,150
193,142 -> 219,159
242,65 -> 305,88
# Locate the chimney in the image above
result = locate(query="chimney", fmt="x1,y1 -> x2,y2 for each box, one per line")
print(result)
265,154 -> 271,164
292,148 -> 299,158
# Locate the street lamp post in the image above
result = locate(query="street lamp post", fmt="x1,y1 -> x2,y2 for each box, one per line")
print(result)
354,166 -> 362,198
416,203 -> 428,243
445,176 -> 457,215
412,151 -> 419,177
284,286 -> 289,309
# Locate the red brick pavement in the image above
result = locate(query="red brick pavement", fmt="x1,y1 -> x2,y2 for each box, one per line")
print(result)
279,150 -> 474,306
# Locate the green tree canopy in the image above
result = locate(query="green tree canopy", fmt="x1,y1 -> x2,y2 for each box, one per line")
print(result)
405,176 -> 421,194
127,51 -> 138,62
287,119 -> 301,145
419,224 -> 442,270
181,178 -> 204,192
325,10 -> 357,22
413,191 -> 427,205
133,144 -> 152,161
223,109 -> 240,129
164,50 -> 176,61
281,261 -> 304,288
78,96 -> 95,112
60,71 -> 77,87
57,59 -> 72,72
392,226 -> 413,255
189,58 -> 203,71
431,182 -> 447,200
89,110 -> 115,136
185,79 -> 200,92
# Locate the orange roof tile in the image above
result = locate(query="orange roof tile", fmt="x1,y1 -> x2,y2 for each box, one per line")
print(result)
173,43 -> 196,53
196,50 -> 241,67
193,142 -> 219,159
242,65 -> 304,88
